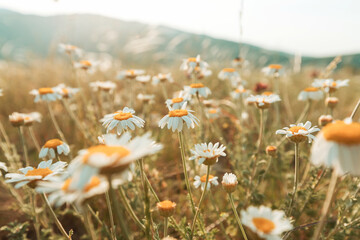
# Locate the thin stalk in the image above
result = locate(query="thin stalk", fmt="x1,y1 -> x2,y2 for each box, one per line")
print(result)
18,126 -> 29,166
190,165 -> 210,239
350,98 -> 360,119
28,126 -> 41,152
108,176 -> 130,240
164,217 -> 168,238
139,159 -> 152,239
257,109 -> 264,153
0,120 -> 11,147
312,170 -> 338,240
31,193 -> 41,240
105,191 -> 117,240
41,194 -> 71,239
288,143 -> 300,216
229,194 -> 248,240
178,131 -> 196,213
118,186 -> 146,230
87,204 -> 112,239
84,206 -> 97,240
46,102 -> 67,143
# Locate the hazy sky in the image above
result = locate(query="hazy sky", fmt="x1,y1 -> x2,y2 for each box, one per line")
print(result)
1,0 -> 359,57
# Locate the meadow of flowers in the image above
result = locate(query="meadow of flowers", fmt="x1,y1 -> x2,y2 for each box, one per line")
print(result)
0,45 -> 359,240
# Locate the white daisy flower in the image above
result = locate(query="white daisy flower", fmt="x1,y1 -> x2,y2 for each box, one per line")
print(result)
232,57 -> 248,68
184,83 -> 211,98
222,172 -> 238,193
137,94 -> 155,104
23,112 -> 42,126
241,206 -> 292,240
158,103 -> 199,132
189,142 -> 226,165
180,55 -> 209,75
297,87 -> 324,101
276,121 -> 320,143
100,107 -> 145,134
54,84 -> 80,99
74,60 -> 93,71
193,174 -> 219,191
69,132 -> 162,188
58,43 -> 82,56
117,69 -> 145,80
30,87 -> 62,102
39,139 -> 70,159
231,86 -> 251,99
246,94 -> 281,109
152,73 -> 174,85
310,120 -> 360,176
9,112 -> 25,127
194,67 -> 212,80
165,91 -> 188,109
312,79 -> 349,93
5,160 -> 67,189
218,68 -> 240,81
207,108 -> 221,120
262,64 -> 284,77
89,81 -> 116,94
136,75 -> 152,84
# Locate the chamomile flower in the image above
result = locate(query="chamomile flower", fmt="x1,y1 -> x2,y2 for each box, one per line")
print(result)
231,86 -> 251,99
152,73 -> 174,85
193,175 -> 219,190
310,120 -> 360,176
9,112 -> 25,127
241,206 -> 292,240
298,87 -> 324,101
207,108 -> 221,120
90,81 -> 117,93
262,64 -> 284,77
58,43 -> 82,56
54,84 -> 80,99
312,79 -> 349,93
193,67 -> 212,80
136,75 -> 152,84
69,133 -> 162,188
23,112 -> 42,126
158,103 -> 199,132
246,94 -> 281,109
218,68 -> 240,81
276,121 -> 320,143
232,57 -> 248,68
180,55 -> 209,75
318,115 -> 333,127
165,91 -> 188,109
30,87 -> 62,102
74,60 -> 93,71
137,94 -> 155,104
189,142 -> 226,165
5,160 -> 67,189
184,83 -> 211,98
39,139 -> 70,159
100,107 -> 145,134
117,69 -> 145,80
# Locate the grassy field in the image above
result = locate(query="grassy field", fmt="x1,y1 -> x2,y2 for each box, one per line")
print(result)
0,52 -> 359,240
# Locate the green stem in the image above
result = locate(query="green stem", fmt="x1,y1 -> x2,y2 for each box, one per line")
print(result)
18,126 -> 29,166
288,143 -> 300,216
229,194 -> 248,240
31,193 -> 41,240
312,170 -> 338,240
105,191 -> 117,240
41,194 -> 70,239
139,159 -> 152,239
190,165 -> 210,239
28,126 -> 41,152
257,109 -> 264,153
164,217 -> 168,238
84,206 -> 97,240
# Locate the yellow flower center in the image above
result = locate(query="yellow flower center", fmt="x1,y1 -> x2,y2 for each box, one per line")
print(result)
304,87 -> 319,92
262,91 -> 273,96
38,88 -> 54,95
172,97 -> 183,103
288,126 -> 307,134
83,145 -> 131,163
157,200 -> 176,210
168,109 -> 188,117
222,68 -> 236,72
331,82 -> 337,87
252,217 -> 275,234
266,146 -> 277,151
235,88 -> 246,93
80,60 -> 92,66
200,174 -> 214,182
25,168 -> 53,178
188,57 -> 197,62
208,109 -> 218,114
84,176 -> 101,192
268,64 -> 282,70
114,112 -> 133,121
44,139 -> 63,148
322,121 -> 360,145
190,83 -> 205,88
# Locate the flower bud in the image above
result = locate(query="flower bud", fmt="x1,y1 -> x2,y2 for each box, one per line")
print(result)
157,200 -> 176,217
222,173 -> 238,193
266,146 -> 277,157
318,115 -> 333,127
325,97 -> 338,109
